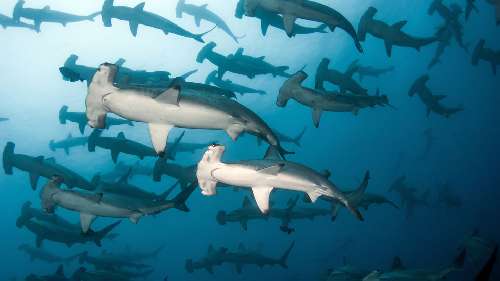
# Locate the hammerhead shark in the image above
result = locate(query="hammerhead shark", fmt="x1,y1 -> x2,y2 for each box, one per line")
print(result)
354,63 -> 394,82
164,131 -> 213,160
205,70 -> 266,96
49,134 -> 88,155
153,158 -> 196,190
78,251 -> 151,271
186,242 -> 295,274
41,177 -> 195,233
3,142 -> 96,190
216,196 -> 269,230
176,0 -> 243,43
101,0 -> 212,43
86,63 -> 290,157
100,161 -> 152,182
12,0 -> 100,32
88,130 -> 158,163
358,7 -> 436,57
0,13 -> 35,30
465,0 -> 499,25
409,74 -> 463,118
24,265 -> 72,281
59,105 -> 133,135
197,42 -> 291,78
18,244 -> 80,264
472,39 -> 500,75
389,176 -> 430,218
0,117 -> 9,122
315,58 -> 368,95
277,71 -> 391,127
235,2 -> 327,37
238,0 -> 362,52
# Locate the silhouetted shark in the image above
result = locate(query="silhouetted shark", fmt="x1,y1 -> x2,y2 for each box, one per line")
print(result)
59,105 -> 133,135
0,13 -> 35,30
471,39 -> 500,75
49,134 -> 88,155
315,58 -> 368,95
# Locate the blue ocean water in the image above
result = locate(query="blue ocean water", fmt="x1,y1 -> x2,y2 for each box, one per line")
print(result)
0,0 -> 499,280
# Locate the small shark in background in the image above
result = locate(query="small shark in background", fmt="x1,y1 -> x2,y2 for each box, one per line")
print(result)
77,251 -> 152,271
471,39 -> 500,75
205,70 -> 266,96
465,0 -> 500,25
186,242 -> 295,274
12,0 -> 100,32
315,58 -> 368,96
59,105 -> 133,135
363,249 -> 466,281
409,74 -> 463,118
354,63 -> 394,82
100,161 -> 152,182
49,134 -> 88,155
389,176 -> 430,219
101,0 -> 212,43
273,127 -> 307,148
18,244 -> 80,264
358,6 -> 436,57
24,265 -> 72,281
176,0 -> 244,43
460,229 -> 496,266
0,117 -> 9,122
0,13 -> 35,30
437,182 -> 462,208
166,131 -> 214,160
235,1 -> 328,37
216,196 -> 269,231
197,42 -> 291,78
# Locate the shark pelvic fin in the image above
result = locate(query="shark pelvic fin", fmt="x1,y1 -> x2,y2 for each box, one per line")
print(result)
148,123 -> 173,155
251,186 -> 274,213
80,213 -> 97,233
283,14 -> 297,36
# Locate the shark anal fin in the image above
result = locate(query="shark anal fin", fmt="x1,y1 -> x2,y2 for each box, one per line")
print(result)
282,14 -> 297,36
110,148 -> 120,163
251,186 -> 274,213
384,39 -> 393,57
29,173 -> 40,190
312,108 -> 322,128
307,190 -> 321,203
148,123 -> 173,155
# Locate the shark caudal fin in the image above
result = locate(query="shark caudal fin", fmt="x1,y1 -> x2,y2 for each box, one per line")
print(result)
58,106 -> 69,124
216,210 -> 227,225
171,181 -> 197,212
3,141 -> 15,175
279,241 -> 295,268
94,221 -> 121,247
12,0 -> 24,22
314,58 -> 330,90
277,71 -> 308,107
101,0 -> 114,27
346,171 -> 370,221
408,74 -> 430,97
87,129 -> 102,152
292,127 -> 307,147
193,26 -> 217,43
176,0 -> 185,18
358,7 -> 377,41
471,39 -> 485,66
197,42 -> 217,63
16,201 -> 33,228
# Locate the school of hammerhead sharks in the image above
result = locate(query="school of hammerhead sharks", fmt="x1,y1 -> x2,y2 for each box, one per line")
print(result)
1,0 -> 499,280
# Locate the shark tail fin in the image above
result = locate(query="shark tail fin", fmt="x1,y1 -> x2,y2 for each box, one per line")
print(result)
176,0 -> 185,18
475,245 -> 498,281
279,241 -> 295,268
315,23 -> 328,33
3,141 -> 15,175
274,66 -> 290,77
153,157 -> 166,182
408,74 -> 429,97
346,171 -> 370,221
94,221 -> 121,247
194,26 -> 217,43
358,7 -> 377,41
58,105 -> 69,124
86,11 -> 101,21
292,127 -> 307,147
12,0 -> 24,21
172,181 -> 197,212
16,201 -> 32,228
196,42 -> 217,63
471,39 -> 485,66
87,129 -> 102,152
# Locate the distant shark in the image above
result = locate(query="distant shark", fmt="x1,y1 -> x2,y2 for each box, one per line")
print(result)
358,7 -> 436,57
197,42 -> 291,78
0,13 -> 35,30
176,0 -> 243,43
3,142 -> 96,190
471,39 -> 500,75
12,0 -> 100,32
389,176 -> 430,218
315,58 -> 368,96
59,105 -> 133,135
235,2 -> 327,37
409,74 -> 463,118
205,70 -> 266,96
353,63 -> 394,82
153,158 -> 196,190
49,133 -> 88,155
101,0 -> 212,42
237,0 -> 362,52
0,117 -> 9,122
18,243 -> 80,264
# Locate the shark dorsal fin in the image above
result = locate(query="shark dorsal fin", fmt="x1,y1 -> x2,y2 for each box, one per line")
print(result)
257,56 -> 265,60
257,164 -> 284,175
117,132 -> 126,139
391,256 -> 405,271
242,196 -> 252,208
55,265 -> 64,276
67,133 -> 73,139
43,5 -> 50,10
135,2 -> 145,11
238,243 -> 246,252
235,48 -> 244,57
155,86 -> 180,106
115,58 -> 126,66
263,146 -> 282,160
320,170 -> 331,179
45,157 -> 56,164
200,4 -> 208,9
392,20 -> 407,30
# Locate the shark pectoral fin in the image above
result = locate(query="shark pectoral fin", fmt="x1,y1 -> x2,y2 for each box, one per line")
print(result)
148,123 -> 173,155
312,108 -> 322,128
129,21 -> 139,37
282,14 -> 297,36
78,121 -> 86,134
199,180 -> 218,196
155,87 -> 181,106
129,213 -> 142,224
226,123 -> 244,141
80,213 -> 97,233
307,190 -> 321,203
260,20 -> 270,35
29,173 -> 40,190
257,164 -> 284,175
251,186 -> 274,213
110,148 -> 120,163
384,39 -> 393,57
34,19 -> 41,32
195,16 -> 201,27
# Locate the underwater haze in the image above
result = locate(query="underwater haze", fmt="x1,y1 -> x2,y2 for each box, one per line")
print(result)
1,0 -> 499,280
